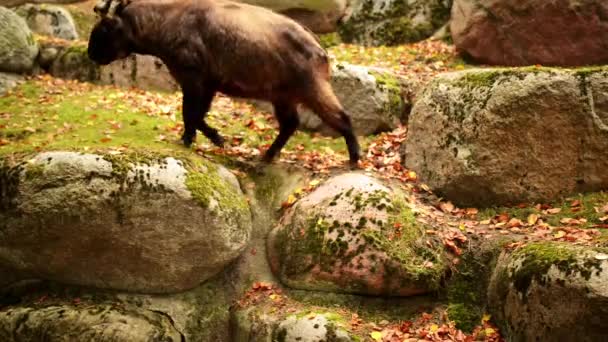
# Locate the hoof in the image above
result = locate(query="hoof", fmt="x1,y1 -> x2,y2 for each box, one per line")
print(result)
182,136 -> 195,148
210,134 -> 225,148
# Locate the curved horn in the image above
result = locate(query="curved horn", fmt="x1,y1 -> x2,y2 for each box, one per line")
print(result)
94,0 -> 131,17
94,0 -> 112,16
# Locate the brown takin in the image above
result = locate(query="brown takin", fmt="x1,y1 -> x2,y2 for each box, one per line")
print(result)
87,0 -> 361,168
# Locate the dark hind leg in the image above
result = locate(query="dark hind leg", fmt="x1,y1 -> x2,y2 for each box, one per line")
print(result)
180,88 -> 223,147
305,82 -> 361,168
262,102 -> 299,163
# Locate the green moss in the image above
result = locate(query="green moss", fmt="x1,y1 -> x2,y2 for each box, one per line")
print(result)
368,70 -> 405,121
53,46 -> 100,82
337,0 -> 450,46
509,242 -> 606,295
184,158 -> 250,223
318,32 -> 342,49
447,304 -> 479,332
23,161 -> 45,180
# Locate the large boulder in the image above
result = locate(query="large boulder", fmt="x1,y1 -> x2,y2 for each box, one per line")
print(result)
337,0 -> 452,46
0,151 -> 252,293
99,54 -> 179,93
451,0 -> 608,66
15,4 -> 79,41
403,67 -> 608,207
237,0 -> 347,33
0,304 -> 184,341
267,172 -> 447,296
0,6 -> 39,74
487,242 -> 608,341
253,62 -> 412,136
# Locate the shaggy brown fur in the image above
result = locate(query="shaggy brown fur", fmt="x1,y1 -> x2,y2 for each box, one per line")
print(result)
87,0 -> 360,167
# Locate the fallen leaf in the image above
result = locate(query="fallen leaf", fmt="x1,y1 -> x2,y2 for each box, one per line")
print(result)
527,214 -> 539,225
554,231 -> 566,239
595,253 -> 608,260
546,208 -> 562,214
370,331 -> 383,341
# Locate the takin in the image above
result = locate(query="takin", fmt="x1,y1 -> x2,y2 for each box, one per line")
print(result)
87,0 -> 361,168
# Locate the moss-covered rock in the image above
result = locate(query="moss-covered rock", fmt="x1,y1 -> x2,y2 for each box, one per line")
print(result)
0,303 -> 184,341
267,172 -> 448,296
0,6 -> 39,74
0,269 -> 238,341
337,0 -> 452,46
404,67 -> 608,207
487,242 -> 608,341
49,44 -> 100,82
0,150 -> 252,293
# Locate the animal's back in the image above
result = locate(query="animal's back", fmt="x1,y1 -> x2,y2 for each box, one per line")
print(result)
202,0 -> 330,99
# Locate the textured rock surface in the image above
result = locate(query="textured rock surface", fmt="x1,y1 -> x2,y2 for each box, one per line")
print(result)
15,4 -> 79,40
99,54 -> 179,93
0,72 -> 23,95
0,6 -> 39,74
232,307 -> 353,341
46,42 -> 178,92
253,62 -> 412,136
238,0 -> 347,33
0,304 -> 184,341
403,67 -> 608,207
338,0 -> 452,46
268,172 -> 446,296
49,45 -> 99,81
0,151 -> 252,293
451,0 -> 608,66
487,242 -> 608,341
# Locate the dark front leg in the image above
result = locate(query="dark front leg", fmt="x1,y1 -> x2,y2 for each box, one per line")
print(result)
181,89 -> 222,148
262,102 -> 299,163
181,89 -> 201,147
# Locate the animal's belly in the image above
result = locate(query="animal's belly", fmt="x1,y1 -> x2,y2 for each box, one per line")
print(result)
218,81 -> 277,100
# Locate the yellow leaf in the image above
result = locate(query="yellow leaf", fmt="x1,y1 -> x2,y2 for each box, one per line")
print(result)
370,331 -> 383,341
527,214 -> 539,225
294,188 -> 303,195
430,324 -> 439,333
482,314 -> 491,322
554,231 -> 566,239
309,179 -> 320,187
286,194 -> 297,205
459,223 -> 466,231
485,328 -> 496,335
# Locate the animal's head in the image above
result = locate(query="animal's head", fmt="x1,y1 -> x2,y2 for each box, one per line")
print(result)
87,0 -> 133,65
